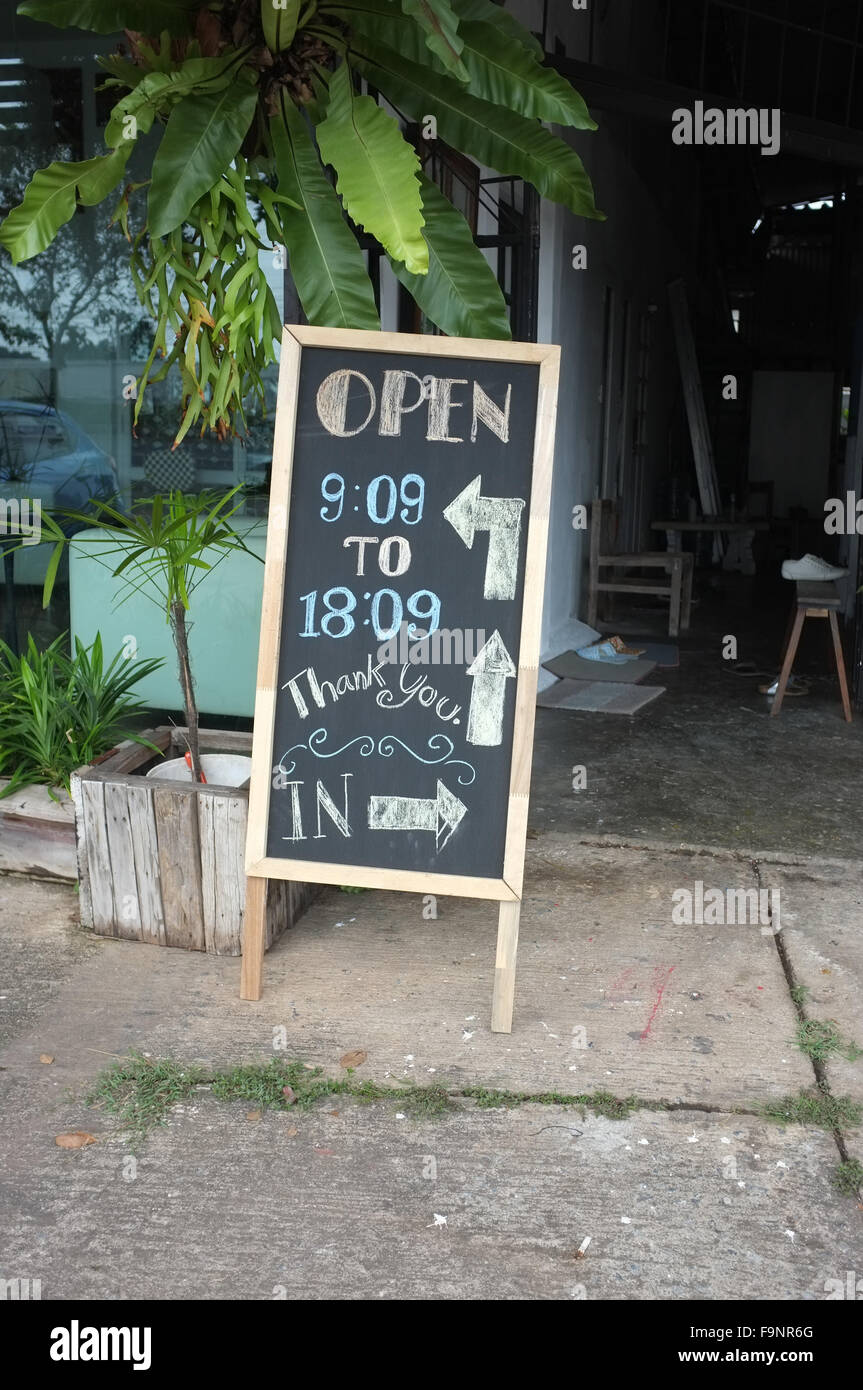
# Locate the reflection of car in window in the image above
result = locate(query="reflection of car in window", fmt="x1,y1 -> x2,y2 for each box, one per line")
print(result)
0,401 -> 120,528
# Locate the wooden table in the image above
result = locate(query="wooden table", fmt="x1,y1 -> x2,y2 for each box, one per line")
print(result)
651,518 -> 770,574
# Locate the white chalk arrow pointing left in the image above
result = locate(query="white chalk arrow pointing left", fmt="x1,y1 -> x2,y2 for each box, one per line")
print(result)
368,779 -> 468,852
443,474 -> 525,600
466,630 -> 516,746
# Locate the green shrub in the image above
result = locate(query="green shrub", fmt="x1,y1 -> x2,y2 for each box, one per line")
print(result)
0,632 -> 162,798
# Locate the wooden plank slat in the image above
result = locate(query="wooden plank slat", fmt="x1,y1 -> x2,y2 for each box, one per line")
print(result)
668,278 -> 723,559
79,780 -> 115,934
152,787 -> 205,951
70,773 -> 93,924
103,783 -> 142,940
491,900 -> 521,1034
77,730 -> 167,784
199,794 -> 217,953
126,784 -> 166,946
240,875 -> 268,999
211,796 -> 246,954
247,855 -> 518,901
502,345 -> 559,905
0,813 -> 77,880
0,780 -> 74,823
170,727 -> 254,754
288,324 -> 552,363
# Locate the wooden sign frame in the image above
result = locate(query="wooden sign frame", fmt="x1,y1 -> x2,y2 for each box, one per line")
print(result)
241,326 -> 560,1031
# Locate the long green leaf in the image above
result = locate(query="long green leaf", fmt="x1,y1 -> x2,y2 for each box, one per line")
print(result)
0,149 -> 131,262
390,174 -> 510,339
450,0 -> 544,57
76,144 -> 132,200
335,0 -> 594,126
97,54 -> 147,87
348,37 -> 603,219
105,52 -> 247,149
270,94 -> 380,330
261,0 -> 301,51
148,79 -> 258,237
18,0 -> 199,34
455,21 -> 596,127
316,62 -> 427,274
401,0 -> 468,81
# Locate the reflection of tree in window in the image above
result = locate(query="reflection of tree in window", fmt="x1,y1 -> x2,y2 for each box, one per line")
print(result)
0,410 -> 70,480
0,142 -> 149,403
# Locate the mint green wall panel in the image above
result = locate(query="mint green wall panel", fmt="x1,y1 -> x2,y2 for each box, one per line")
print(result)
69,524 -> 267,719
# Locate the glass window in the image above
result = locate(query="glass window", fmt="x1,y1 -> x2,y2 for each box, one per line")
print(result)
0,2 -> 283,647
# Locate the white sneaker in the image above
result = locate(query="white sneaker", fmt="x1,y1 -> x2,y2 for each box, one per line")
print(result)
781,553 -> 848,581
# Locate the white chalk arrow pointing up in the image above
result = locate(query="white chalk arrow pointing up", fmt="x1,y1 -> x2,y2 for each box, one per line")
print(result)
443,474 -> 525,600
466,630 -> 516,746
368,779 -> 468,852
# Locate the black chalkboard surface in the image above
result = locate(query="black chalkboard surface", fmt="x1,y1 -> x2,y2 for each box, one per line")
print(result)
246,327 -> 559,904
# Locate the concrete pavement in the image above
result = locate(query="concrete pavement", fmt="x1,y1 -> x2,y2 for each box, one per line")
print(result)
0,833 -> 861,1300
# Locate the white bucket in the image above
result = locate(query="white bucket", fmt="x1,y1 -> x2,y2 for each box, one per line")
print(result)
146,753 -> 253,789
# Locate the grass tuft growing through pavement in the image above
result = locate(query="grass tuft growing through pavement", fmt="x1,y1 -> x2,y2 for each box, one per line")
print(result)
87,1052 -> 456,1142
87,1055 -> 863,1149
760,1089 -> 862,1132
831,1159 -> 863,1199
462,1085 -> 651,1120
86,1053 -> 208,1143
211,1058 -> 347,1110
792,1019 -> 862,1064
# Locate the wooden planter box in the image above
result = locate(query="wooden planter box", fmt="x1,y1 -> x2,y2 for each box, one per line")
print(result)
0,780 -> 77,880
70,727 -> 316,955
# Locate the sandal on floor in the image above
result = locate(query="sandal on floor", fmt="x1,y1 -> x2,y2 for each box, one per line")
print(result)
608,635 -> 646,657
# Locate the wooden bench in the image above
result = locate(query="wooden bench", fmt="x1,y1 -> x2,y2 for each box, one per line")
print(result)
772,580 -> 852,721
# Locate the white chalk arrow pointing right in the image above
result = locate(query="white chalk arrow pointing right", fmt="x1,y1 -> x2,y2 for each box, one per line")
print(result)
466,629 -> 516,746
368,779 -> 468,852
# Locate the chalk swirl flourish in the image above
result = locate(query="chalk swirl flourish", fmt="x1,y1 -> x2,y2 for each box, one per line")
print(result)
278,729 -> 476,784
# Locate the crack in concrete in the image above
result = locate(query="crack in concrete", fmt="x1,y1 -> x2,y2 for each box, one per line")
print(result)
753,856 -> 855,1168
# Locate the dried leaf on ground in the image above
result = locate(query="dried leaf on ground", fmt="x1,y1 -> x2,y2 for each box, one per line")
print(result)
340,1049 -> 367,1069
55,1132 -> 96,1149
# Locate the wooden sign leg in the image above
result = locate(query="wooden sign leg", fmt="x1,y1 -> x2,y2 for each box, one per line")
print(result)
240,875 -> 267,1000
491,900 -> 521,1033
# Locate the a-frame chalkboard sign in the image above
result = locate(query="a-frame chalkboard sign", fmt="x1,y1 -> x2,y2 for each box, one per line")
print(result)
242,326 -> 559,1032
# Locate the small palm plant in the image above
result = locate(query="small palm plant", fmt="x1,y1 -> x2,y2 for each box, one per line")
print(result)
1,0 -> 601,440
0,631 -> 163,797
38,486 -> 262,781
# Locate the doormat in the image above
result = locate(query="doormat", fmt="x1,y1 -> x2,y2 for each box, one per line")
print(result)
542,650 -> 656,683
537,678 -> 666,715
641,642 -> 679,667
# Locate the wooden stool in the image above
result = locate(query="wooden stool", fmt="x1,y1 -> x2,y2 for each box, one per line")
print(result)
772,580 -> 852,722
